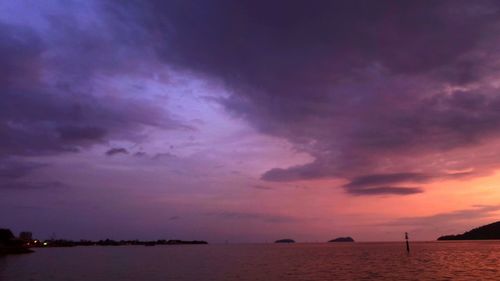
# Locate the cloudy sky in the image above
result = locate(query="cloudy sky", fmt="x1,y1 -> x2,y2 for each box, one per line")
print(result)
2,0 -> 500,242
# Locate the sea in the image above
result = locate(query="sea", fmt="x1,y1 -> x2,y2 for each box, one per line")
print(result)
1,241 -> 499,280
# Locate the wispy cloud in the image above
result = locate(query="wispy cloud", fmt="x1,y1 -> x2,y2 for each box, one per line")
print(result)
207,212 -> 299,223
387,205 -> 500,227
0,180 -> 68,190
252,185 -> 273,190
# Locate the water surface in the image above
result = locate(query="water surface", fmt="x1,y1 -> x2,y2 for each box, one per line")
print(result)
1,242 -> 499,280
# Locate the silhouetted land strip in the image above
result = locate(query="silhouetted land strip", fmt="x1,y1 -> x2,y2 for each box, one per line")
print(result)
438,221 -> 500,240
274,239 -> 295,243
328,237 -> 355,242
2,227 -> 208,250
36,239 -> 208,247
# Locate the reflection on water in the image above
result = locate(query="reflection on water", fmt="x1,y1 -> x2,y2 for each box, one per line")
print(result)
0,256 -> 6,278
1,241 -> 499,281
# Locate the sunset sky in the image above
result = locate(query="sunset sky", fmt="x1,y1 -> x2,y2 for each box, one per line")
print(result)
2,0 -> 500,242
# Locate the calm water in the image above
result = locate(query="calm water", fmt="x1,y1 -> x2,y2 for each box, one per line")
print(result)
1,242 -> 500,280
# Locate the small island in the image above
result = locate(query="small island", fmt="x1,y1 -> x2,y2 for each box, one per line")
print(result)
328,237 -> 354,242
438,221 -> 500,240
275,239 -> 295,243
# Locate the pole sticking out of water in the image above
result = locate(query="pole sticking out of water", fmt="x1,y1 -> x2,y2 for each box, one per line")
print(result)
405,232 -> 410,253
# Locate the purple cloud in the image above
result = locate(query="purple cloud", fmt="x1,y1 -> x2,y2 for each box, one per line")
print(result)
3,0 -> 500,200
100,0 -> 500,195
0,7 -> 186,187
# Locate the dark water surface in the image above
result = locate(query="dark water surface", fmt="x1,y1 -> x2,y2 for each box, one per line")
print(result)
1,242 -> 500,280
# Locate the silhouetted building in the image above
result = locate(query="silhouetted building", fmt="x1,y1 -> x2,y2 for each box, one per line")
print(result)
0,228 -> 33,254
20,232 -> 33,241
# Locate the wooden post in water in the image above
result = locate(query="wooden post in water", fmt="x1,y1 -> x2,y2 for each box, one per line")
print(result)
405,232 -> 410,253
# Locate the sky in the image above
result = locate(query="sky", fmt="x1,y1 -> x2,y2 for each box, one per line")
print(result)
2,0 -> 500,242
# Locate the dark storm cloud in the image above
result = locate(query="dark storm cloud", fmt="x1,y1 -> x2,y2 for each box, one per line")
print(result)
0,7 -> 191,199
0,6 -> 185,176
261,161 -> 329,182
105,148 -> 129,156
344,173 -> 431,188
102,0 -> 500,195
347,186 -> 423,196
341,173 -> 428,195
4,1 -> 500,196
